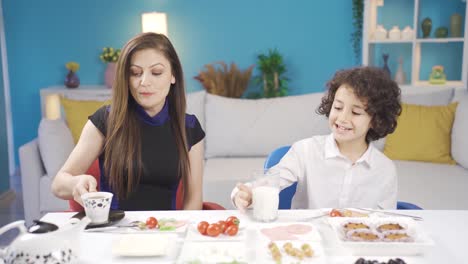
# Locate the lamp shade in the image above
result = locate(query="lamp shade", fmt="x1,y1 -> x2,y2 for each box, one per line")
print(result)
45,94 -> 61,120
141,12 -> 167,36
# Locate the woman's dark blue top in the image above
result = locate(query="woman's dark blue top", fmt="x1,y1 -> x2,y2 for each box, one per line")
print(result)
88,101 -> 205,210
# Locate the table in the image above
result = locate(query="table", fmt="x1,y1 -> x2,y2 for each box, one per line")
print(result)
41,210 -> 468,264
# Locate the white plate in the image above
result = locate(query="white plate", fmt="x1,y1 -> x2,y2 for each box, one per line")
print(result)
328,217 -> 435,256
185,223 -> 245,241
258,222 -> 322,241
112,233 -> 178,257
177,241 -> 246,264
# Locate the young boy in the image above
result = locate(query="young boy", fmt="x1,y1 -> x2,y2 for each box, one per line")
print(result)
232,67 -> 402,210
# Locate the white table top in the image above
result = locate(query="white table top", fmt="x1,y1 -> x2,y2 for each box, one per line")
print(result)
40,209 -> 468,264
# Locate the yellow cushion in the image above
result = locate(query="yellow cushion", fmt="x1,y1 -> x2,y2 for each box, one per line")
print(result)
384,102 -> 458,164
61,97 -> 110,144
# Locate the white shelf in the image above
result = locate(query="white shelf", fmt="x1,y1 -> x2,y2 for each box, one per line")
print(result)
416,38 -> 464,43
414,81 -> 464,88
369,39 -> 413,44
400,83 -> 466,95
362,0 -> 468,92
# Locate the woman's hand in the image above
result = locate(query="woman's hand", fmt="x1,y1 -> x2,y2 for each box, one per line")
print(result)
72,175 -> 98,206
234,183 -> 252,212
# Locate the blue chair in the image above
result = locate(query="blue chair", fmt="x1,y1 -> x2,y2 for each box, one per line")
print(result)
264,146 -> 422,210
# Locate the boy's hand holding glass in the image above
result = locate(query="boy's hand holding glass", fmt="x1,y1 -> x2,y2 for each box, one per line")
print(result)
234,183 -> 253,212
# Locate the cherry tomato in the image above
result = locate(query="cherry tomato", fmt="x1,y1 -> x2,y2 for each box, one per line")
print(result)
217,220 -> 227,233
206,223 -> 221,237
225,224 -> 239,236
145,216 -> 158,229
226,216 -> 240,227
329,209 -> 343,217
197,221 -> 209,235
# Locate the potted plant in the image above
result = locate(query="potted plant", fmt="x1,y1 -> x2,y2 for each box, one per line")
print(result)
352,0 -> 364,64
252,48 -> 289,98
194,61 -> 254,98
100,47 -> 121,88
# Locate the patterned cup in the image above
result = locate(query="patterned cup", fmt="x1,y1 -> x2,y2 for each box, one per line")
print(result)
81,192 -> 113,224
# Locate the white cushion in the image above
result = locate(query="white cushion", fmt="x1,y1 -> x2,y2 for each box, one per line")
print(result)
205,93 -> 330,157
203,157 -> 265,209
38,118 -> 75,178
186,90 -> 206,129
39,174 -> 69,212
452,92 -> 468,169
395,160 -> 468,209
401,88 -> 454,106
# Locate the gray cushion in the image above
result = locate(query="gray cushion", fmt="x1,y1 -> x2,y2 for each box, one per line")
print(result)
38,119 -> 75,178
452,92 -> 468,169
186,90 -> 206,129
205,93 -> 330,158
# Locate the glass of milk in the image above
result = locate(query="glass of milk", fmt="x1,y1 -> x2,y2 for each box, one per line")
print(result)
251,169 -> 280,222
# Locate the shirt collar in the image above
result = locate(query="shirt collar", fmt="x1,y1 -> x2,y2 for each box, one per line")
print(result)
135,99 -> 170,126
324,133 -> 373,168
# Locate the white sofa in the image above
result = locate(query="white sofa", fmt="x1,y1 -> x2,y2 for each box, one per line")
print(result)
19,87 -> 468,224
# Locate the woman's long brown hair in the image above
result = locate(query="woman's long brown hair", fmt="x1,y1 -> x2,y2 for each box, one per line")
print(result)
104,33 -> 190,201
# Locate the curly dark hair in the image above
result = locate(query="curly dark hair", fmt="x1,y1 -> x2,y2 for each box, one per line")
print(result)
317,66 -> 402,142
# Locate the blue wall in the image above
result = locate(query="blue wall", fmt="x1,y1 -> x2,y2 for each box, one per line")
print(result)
3,0 -> 356,165
0,32 -> 9,193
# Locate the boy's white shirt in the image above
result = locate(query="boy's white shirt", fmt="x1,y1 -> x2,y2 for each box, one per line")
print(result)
231,134 -> 398,210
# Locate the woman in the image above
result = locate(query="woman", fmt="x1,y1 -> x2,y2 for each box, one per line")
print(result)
52,33 -> 204,210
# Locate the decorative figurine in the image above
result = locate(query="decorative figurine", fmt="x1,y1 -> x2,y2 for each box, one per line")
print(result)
435,27 -> 448,38
382,53 -> 391,78
374,25 -> 388,40
450,13 -> 462,37
421,17 -> 432,38
401,26 -> 414,40
429,65 -> 447,85
389,26 -> 401,40
64,62 -> 80,89
394,57 -> 406,85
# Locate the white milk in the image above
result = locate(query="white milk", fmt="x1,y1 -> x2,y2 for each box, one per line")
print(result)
252,186 -> 279,222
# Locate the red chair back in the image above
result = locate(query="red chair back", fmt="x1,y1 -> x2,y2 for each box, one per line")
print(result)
69,160 -> 225,211
176,179 -> 225,210
68,159 -> 100,212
